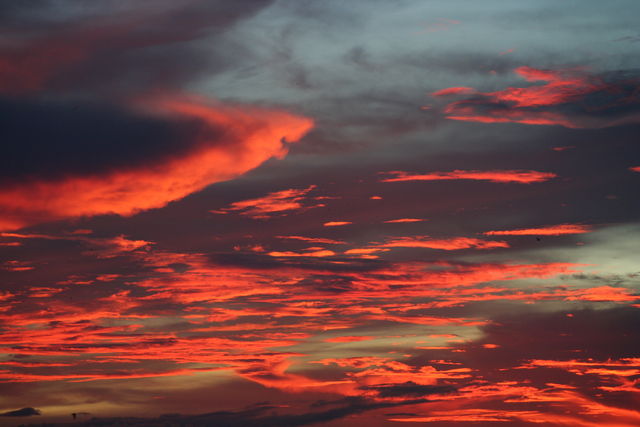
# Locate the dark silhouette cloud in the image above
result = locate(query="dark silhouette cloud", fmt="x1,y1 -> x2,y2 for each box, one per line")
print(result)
360,381 -> 457,398
37,398 -> 427,427
0,96 -> 215,184
0,407 -> 41,417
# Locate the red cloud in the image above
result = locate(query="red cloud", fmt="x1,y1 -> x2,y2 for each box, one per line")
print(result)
323,336 -> 374,343
381,169 -> 556,183
435,66 -> 640,128
213,185 -> 319,219
630,166 -> 640,173
268,249 -> 336,258
0,95 -> 313,230
379,236 -> 509,250
383,218 -> 426,223
276,235 -> 347,245
484,224 -> 592,236
432,87 -> 476,97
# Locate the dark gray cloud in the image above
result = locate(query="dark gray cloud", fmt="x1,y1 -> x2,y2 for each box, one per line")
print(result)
0,407 -> 41,417
0,96 -> 216,184
360,382 -> 457,398
42,398 -> 427,427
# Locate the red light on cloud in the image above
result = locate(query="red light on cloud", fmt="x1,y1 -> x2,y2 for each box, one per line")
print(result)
323,221 -> 352,227
630,166 -> 640,172
379,236 -> 509,250
433,66 -> 636,128
432,86 -> 476,97
501,66 -> 599,107
267,249 -> 336,258
213,185 -> 319,219
383,218 -> 426,223
276,235 -> 346,245
324,336 -> 374,343
381,169 -> 556,184
344,248 -> 389,255
0,96 -> 313,230
484,224 -> 592,236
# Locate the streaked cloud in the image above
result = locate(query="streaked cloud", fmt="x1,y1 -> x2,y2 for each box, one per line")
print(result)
381,170 -> 556,183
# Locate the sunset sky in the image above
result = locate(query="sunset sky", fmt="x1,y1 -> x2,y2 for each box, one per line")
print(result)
1,1 -> 640,426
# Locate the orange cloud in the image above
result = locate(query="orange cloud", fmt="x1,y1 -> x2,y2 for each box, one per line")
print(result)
381,169 -> 556,183
0,95 -> 313,230
324,221 -> 352,227
484,224 -> 592,236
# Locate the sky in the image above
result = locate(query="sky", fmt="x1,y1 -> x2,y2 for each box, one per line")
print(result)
1,1 -> 640,425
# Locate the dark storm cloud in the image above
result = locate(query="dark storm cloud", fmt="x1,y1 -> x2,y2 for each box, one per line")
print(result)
0,407 -> 41,417
0,96 -> 214,184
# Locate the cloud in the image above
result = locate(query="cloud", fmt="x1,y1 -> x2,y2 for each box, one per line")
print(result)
432,87 -> 476,97
268,249 -> 336,258
0,0 -> 275,96
0,95 -> 313,230
53,397 -> 428,427
377,236 -> 509,250
212,186 -> 320,219
361,382 -> 456,398
0,407 -> 41,417
383,218 -> 426,223
381,170 -> 556,183
323,221 -> 352,227
484,224 -> 592,236
435,66 -> 640,128
418,18 -> 461,33
276,236 -> 347,245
